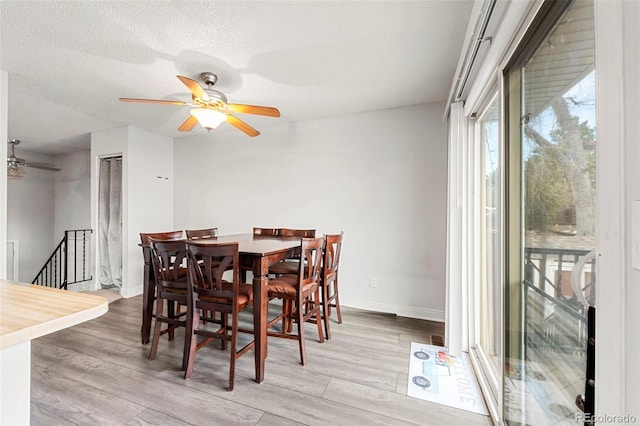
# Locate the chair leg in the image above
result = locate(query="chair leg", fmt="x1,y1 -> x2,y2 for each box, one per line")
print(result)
314,289 -> 325,344
167,300 -> 175,341
296,298 -> 307,365
321,283 -> 332,340
221,313 -> 228,351
283,299 -> 294,333
181,307 -> 191,371
280,300 -> 287,332
149,296 -> 164,360
333,277 -> 342,324
184,308 -> 201,379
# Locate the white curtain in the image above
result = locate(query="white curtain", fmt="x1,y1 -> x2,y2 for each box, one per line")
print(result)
98,157 -> 122,289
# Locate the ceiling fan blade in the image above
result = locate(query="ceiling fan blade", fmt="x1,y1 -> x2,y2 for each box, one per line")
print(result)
227,104 -> 281,117
119,98 -> 190,106
24,162 -> 61,171
176,75 -> 209,101
227,115 -> 260,137
178,115 -> 199,132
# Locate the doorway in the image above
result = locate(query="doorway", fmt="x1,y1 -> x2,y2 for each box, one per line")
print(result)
98,156 -> 122,290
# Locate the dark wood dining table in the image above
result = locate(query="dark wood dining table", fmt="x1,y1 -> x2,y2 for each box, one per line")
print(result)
139,233 -> 301,384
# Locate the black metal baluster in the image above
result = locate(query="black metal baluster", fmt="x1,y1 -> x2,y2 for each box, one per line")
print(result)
82,230 -> 87,281
30,229 -> 95,288
74,230 -> 78,284
63,232 -> 68,289
53,250 -> 57,288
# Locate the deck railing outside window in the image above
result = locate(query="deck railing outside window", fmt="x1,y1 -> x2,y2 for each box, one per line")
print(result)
523,246 -> 595,357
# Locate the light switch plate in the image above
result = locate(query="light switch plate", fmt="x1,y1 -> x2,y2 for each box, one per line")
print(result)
633,200 -> 640,270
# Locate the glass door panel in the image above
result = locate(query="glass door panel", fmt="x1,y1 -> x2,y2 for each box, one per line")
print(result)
504,1 -> 596,424
478,96 -> 502,389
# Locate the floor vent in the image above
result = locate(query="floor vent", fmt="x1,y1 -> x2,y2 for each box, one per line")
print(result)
431,334 -> 444,346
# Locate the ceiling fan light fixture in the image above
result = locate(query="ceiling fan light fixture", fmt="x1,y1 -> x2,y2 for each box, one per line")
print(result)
190,108 -> 227,130
120,74 -> 278,136
7,164 -> 26,179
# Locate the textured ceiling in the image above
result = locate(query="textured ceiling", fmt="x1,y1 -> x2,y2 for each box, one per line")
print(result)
0,0 -> 473,154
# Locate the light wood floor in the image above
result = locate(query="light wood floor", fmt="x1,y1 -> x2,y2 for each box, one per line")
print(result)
31,295 -> 492,425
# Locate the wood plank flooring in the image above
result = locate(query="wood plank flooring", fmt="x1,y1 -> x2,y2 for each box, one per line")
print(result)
31,294 -> 492,425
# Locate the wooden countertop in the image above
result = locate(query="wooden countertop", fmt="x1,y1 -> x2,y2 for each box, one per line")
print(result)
0,280 -> 108,349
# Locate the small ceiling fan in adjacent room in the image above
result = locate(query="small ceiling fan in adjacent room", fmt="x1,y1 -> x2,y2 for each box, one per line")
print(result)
7,139 -> 61,179
119,72 -> 280,137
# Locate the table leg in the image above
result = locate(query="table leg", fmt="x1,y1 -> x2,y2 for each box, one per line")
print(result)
253,268 -> 268,383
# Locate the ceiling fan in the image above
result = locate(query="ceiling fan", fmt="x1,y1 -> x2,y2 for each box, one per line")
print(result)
119,72 -> 280,137
7,139 -> 61,178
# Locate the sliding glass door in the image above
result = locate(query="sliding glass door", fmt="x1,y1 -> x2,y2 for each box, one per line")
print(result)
503,1 -> 596,424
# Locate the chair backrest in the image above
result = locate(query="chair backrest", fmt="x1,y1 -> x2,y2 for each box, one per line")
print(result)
323,232 -> 343,278
149,238 -> 188,290
186,241 -> 239,304
297,237 -> 324,288
281,228 -> 316,238
140,230 -> 184,244
253,227 -> 282,236
185,227 -> 218,240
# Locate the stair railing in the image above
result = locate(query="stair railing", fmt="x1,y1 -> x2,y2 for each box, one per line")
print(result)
32,229 -> 93,289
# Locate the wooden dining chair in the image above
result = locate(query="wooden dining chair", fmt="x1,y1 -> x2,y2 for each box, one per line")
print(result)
140,230 -> 184,245
184,241 -> 255,391
320,232 -> 344,340
139,230 -> 185,345
185,227 -> 218,240
148,238 -> 190,370
253,227 -> 282,236
268,229 -> 318,332
269,228 -> 317,276
281,228 -> 316,238
266,237 -> 325,365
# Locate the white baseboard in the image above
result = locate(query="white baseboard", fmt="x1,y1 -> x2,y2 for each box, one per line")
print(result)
340,297 -> 445,322
121,285 -> 142,299
106,288 -> 446,320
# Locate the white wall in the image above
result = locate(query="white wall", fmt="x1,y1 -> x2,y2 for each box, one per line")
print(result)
54,150 -> 91,237
6,149 -> 56,282
622,0 -> 640,416
126,126 -> 174,297
174,103 -> 448,320
91,126 -> 173,297
0,70 -> 7,279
